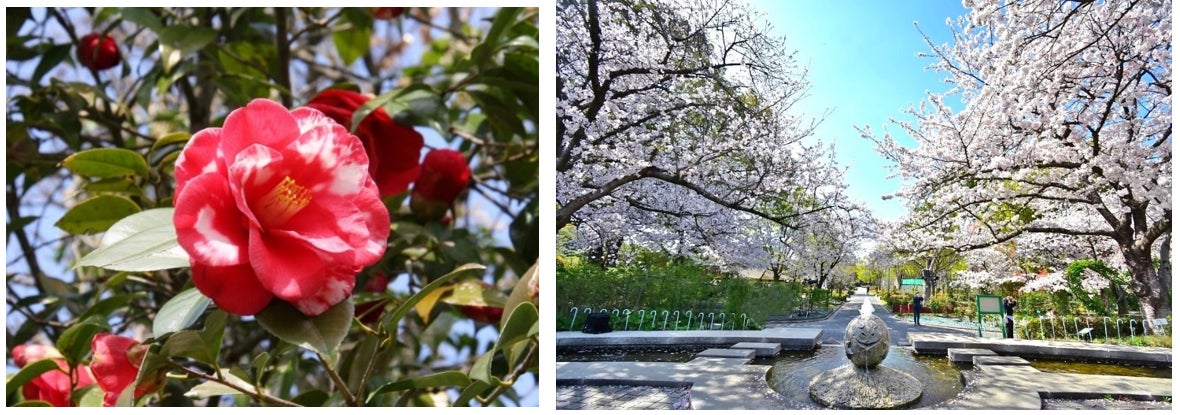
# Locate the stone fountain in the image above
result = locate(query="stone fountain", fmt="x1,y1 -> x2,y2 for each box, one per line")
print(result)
808,298 -> 923,409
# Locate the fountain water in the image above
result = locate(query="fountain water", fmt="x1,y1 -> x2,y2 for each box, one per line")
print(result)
807,298 -> 923,409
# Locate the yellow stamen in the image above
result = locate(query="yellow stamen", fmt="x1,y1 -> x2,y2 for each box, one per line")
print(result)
258,176 -> 311,227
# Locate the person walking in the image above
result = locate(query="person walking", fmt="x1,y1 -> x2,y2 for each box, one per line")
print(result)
912,292 -> 924,326
1003,296 -> 1018,338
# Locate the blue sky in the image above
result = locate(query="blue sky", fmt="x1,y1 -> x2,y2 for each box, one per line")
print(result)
750,0 -> 971,222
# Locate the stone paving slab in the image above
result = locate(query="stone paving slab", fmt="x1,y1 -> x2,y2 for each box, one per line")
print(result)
937,363 -> 1173,410
973,355 -> 1032,366
555,383 -> 692,410
947,348 -> 996,363
696,348 -> 754,359
731,341 -> 781,357
556,361 -> 791,410
909,332 -> 1172,365
556,328 -> 821,350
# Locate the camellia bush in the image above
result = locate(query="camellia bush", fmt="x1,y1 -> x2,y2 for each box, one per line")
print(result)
6,7 -> 538,407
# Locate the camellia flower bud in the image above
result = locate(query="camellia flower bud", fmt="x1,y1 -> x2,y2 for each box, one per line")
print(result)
410,149 -> 471,222
373,7 -> 407,19
76,33 -> 121,71
90,333 -> 157,407
12,344 -> 94,407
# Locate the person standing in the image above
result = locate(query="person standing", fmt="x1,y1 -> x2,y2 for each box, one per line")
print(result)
912,292 -> 924,326
1003,296 -> 1018,338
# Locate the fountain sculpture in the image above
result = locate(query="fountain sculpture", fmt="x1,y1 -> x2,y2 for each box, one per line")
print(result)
807,298 -> 923,409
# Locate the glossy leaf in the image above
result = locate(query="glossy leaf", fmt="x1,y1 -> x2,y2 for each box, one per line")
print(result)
292,390 -> 329,407
383,263 -> 486,331
497,302 -> 538,349
5,359 -> 61,398
55,315 -> 109,365
184,369 -> 253,399
500,262 -> 538,328
158,26 -> 216,73
55,195 -> 141,235
453,379 -> 492,408
256,300 -> 353,365
152,288 -> 211,337
332,8 -> 372,66
62,148 -> 150,179
367,371 -> 472,403
76,208 -> 189,272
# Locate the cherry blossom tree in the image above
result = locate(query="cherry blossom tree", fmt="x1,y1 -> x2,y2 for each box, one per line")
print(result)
557,0 -> 846,254
861,0 -> 1171,332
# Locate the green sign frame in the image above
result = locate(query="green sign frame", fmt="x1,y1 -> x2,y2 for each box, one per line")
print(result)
975,294 -> 1003,337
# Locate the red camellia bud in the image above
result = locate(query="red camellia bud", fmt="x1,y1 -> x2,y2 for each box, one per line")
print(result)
458,304 -> 505,325
373,7 -> 406,19
76,33 -> 121,71
410,149 -> 471,222
413,149 -> 470,202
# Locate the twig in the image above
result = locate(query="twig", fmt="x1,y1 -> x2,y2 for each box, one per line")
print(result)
172,364 -> 302,407
317,352 -> 358,406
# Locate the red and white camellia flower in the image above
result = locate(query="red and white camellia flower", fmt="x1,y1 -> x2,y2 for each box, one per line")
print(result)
90,333 -> 155,407
174,99 -> 391,316
12,344 -> 95,407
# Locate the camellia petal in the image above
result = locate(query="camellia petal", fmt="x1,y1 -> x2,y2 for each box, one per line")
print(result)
175,174 -> 250,267
173,128 -> 223,198
218,100 -> 301,160
191,262 -> 274,316
290,267 -> 357,316
90,333 -> 143,407
249,228 -> 329,302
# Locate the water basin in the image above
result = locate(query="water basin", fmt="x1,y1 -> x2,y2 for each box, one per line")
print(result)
767,345 -> 963,409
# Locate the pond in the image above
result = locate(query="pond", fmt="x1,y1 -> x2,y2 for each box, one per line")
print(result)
556,344 -> 1171,409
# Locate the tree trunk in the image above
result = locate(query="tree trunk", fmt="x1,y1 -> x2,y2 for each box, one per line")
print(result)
1123,246 -> 1171,335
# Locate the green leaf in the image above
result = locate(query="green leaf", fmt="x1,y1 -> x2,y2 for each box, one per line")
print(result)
158,26 -> 216,73
256,300 -> 354,365
83,177 -> 144,197
76,385 -> 105,407
77,294 -> 136,323
500,262 -> 538,328
55,316 -> 109,365
467,349 -> 494,385
454,379 -> 492,407
332,9 -> 373,66
159,310 -> 227,366
55,195 -> 141,235
291,390 -> 330,407
498,302 -> 538,348
33,43 -> 71,83
119,8 -> 163,33
76,208 -> 189,272
62,148 -> 150,179
366,371 -> 472,403
148,131 -> 191,165
184,369 -> 253,399
383,263 -> 486,330
13,400 -> 53,407
152,288 -> 211,336
6,359 -> 61,398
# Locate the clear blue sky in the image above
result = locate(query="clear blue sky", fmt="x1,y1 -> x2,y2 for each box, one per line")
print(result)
751,0 -> 970,222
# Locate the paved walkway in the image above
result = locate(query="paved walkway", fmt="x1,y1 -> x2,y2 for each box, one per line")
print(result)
555,293 -> 1173,410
